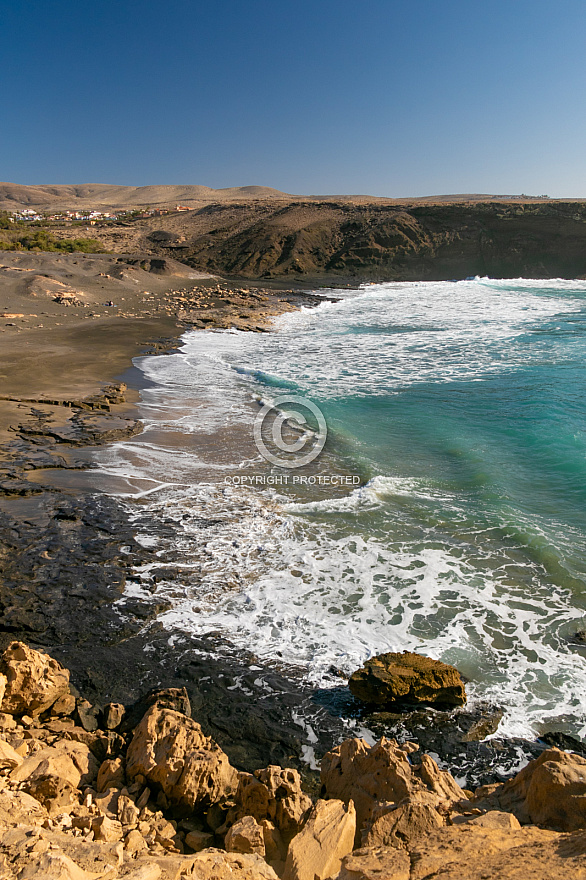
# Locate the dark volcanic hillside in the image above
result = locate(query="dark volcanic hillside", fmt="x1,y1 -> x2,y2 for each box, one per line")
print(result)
140,200 -> 586,281
49,199 -> 586,281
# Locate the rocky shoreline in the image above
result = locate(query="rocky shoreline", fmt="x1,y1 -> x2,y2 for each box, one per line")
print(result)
0,254 -> 344,775
0,249 -> 584,829
0,640 -> 584,879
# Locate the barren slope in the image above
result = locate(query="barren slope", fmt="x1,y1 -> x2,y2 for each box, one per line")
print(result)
44,199 -> 586,282
0,182 -> 292,211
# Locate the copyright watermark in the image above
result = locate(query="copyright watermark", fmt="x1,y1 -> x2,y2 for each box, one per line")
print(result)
253,395 -> 327,468
225,474 -> 361,486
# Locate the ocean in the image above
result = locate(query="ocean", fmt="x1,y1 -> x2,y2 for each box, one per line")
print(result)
93,277 -> 586,744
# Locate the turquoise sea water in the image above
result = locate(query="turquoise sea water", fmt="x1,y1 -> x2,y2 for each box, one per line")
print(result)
96,278 -> 586,741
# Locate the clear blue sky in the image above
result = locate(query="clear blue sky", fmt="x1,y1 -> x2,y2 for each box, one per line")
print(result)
2,0 -> 585,197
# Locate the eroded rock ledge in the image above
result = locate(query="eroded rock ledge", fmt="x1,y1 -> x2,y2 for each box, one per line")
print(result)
0,642 -> 583,879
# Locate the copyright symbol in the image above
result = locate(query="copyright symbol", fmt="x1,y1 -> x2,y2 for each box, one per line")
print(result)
253,395 -> 327,468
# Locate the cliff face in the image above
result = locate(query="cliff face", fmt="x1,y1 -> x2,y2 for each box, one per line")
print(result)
137,200 -> 586,281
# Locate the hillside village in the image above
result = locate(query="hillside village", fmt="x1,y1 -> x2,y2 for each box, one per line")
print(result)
6,206 -> 191,224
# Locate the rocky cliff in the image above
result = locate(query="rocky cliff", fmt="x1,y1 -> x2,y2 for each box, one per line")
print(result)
125,200 -> 586,282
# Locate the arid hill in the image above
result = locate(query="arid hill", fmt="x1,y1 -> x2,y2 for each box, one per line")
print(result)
46,198 -> 586,282
1,181 -> 578,212
0,182 -> 293,211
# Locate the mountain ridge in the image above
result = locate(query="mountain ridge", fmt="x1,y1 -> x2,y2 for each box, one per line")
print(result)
1,182 -> 580,212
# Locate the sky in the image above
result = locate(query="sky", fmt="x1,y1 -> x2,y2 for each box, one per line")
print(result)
2,0 -> 586,197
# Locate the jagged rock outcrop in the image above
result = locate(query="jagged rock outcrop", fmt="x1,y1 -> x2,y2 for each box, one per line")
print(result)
321,736 -> 465,842
228,766 -> 312,845
349,651 -> 466,707
0,641 -> 70,716
472,748 -> 586,831
125,704 -> 238,811
282,799 -> 356,880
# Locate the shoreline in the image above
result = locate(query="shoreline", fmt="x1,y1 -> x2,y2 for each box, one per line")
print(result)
0,250 -> 351,775
0,251 -> 582,787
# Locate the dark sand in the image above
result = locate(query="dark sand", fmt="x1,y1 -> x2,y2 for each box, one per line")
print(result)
0,251 -> 317,477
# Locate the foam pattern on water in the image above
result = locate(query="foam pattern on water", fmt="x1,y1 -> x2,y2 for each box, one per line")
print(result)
97,278 -> 586,741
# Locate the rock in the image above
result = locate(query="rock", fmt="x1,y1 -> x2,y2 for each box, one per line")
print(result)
125,828 -> 149,854
123,866 -> 162,880
153,815 -> 183,851
0,712 -> 16,731
94,786 -> 120,818
409,823 -> 586,880
365,797 -> 444,848
76,699 -> 100,732
321,737 -> 466,844
103,702 -> 125,730
0,737 -> 24,770
51,694 -> 77,717
475,747 -> 586,831
118,793 -> 140,826
0,789 -> 47,826
260,820 -> 286,867
0,675 -> 6,710
283,799 -> 356,880
321,738 -> 415,840
1,641 -> 70,717
62,726 -> 124,763
226,815 -> 266,856
189,848 -> 280,879
349,651 -> 466,707
465,810 -> 521,830
96,756 -> 125,792
231,766 -> 312,844
121,687 -> 191,734
126,705 -> 237,812
417,753 -> 466,802
17,850 -> 106,880
91,814 -> 123,842
10,740 -> 98,808
338,845 -> 411,880
185,829 -> 214,852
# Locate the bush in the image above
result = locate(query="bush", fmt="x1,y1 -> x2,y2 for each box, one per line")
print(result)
0,229 -> 105,253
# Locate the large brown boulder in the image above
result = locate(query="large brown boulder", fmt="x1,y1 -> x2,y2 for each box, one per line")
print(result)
349,651 -> 466,707
125,704 -> 238,811
365,795 -> 445,849
473,748 -> 586,831
283,799 -> 356,880
10,740 -> 98,809
1,641 -> 70,717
